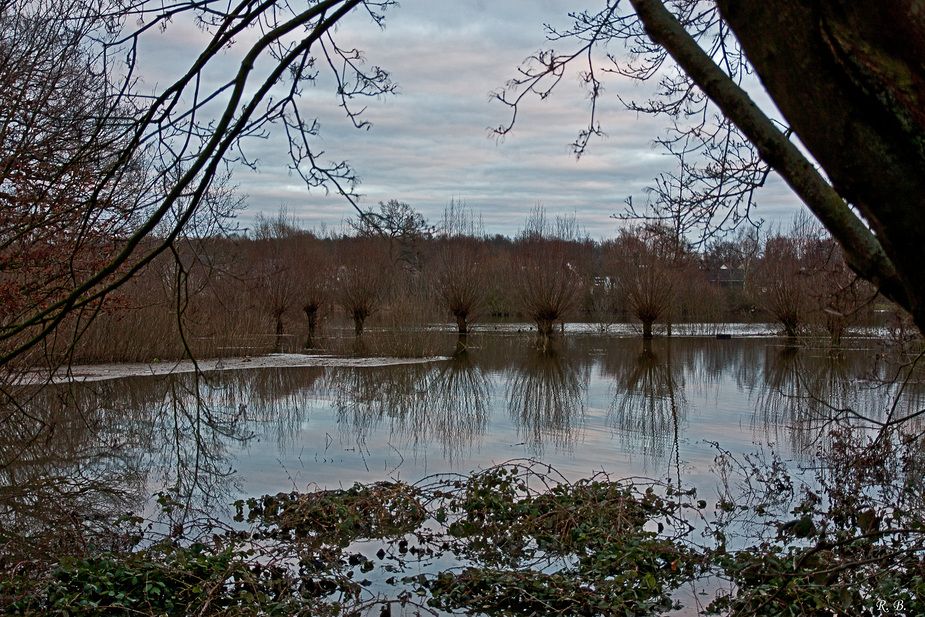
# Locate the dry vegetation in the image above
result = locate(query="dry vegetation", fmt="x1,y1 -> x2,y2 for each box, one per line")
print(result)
27,207 -> 890,367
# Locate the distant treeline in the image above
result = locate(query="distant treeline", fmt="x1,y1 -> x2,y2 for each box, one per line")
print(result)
44,203 -> 900,364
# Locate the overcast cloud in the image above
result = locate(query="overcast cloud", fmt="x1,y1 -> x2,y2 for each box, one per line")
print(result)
144,1 -> 804,238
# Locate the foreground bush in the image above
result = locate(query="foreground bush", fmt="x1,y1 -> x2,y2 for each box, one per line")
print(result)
3,436 -> 925,616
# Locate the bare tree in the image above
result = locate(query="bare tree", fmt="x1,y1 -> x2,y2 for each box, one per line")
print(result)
748,234 -> 809,338
512,239 -> 583,348
606,225 -> 686,339
0,0 -> 397,368
702,228 -> 760,318
297,236 -> 333,350
511,206 -> 590,347
250,211 -> 302,352
431,237 -> 488,335
335,238 -> 391,338
350,199 -> 433,268
804,239 -> 878,345
0,2 -> 144,366
438,198 -> 484,239
746,214 -> 874,341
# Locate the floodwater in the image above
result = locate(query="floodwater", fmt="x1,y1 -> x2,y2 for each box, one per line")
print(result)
7,327 -> 920,526
5,327 -> 923,615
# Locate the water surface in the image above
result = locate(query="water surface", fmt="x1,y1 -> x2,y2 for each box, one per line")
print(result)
18,330 -> 915,513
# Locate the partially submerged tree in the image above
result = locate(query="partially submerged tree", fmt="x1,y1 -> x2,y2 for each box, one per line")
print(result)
606,225 -> 686,339
512,240 -> 583,348
748,215 -> 878,341
748,234 -> 810,338
512,208 -> 585,348
431,237 -> 487,336
250,211 -> 303,352
297,237 -> 333,350
805,241 -> 877,345
335,238 -> 391,338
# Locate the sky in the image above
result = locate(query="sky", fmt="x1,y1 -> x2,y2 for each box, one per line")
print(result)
143,0 -> 805,239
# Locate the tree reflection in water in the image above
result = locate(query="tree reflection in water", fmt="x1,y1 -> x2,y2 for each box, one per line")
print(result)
206,366 -> 327,450
427,342 -> 491,461
0,381 -> 147,563
330,363 -> 432,460
5,333 -> 925,579
755,345 -> 844,453
329,347 -> 491,462
605,339 -> 686,470
756,343 -> 925,453
506,344 -> 588,454
0,370 -> 259,564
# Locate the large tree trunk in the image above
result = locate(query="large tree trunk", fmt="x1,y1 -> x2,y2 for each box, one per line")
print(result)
715,1 -> 925,327
352,311 -> 366,338
630,0 -> 925,330
274,312 -> 284,353
304,307 -> 318,349
536,318 -> 555,340
455,312 -> 468,335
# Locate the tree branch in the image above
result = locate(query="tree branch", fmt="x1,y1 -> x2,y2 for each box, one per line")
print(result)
628,0 -> 909,311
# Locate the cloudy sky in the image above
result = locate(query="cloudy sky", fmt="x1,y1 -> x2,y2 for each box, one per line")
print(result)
146,0 -> 805,239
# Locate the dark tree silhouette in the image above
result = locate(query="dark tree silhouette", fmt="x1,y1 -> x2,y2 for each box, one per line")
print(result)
0,0 -> 396,367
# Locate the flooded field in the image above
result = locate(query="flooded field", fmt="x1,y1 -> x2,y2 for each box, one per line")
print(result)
5,328 -> 923,616
8,329 -> 916,515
